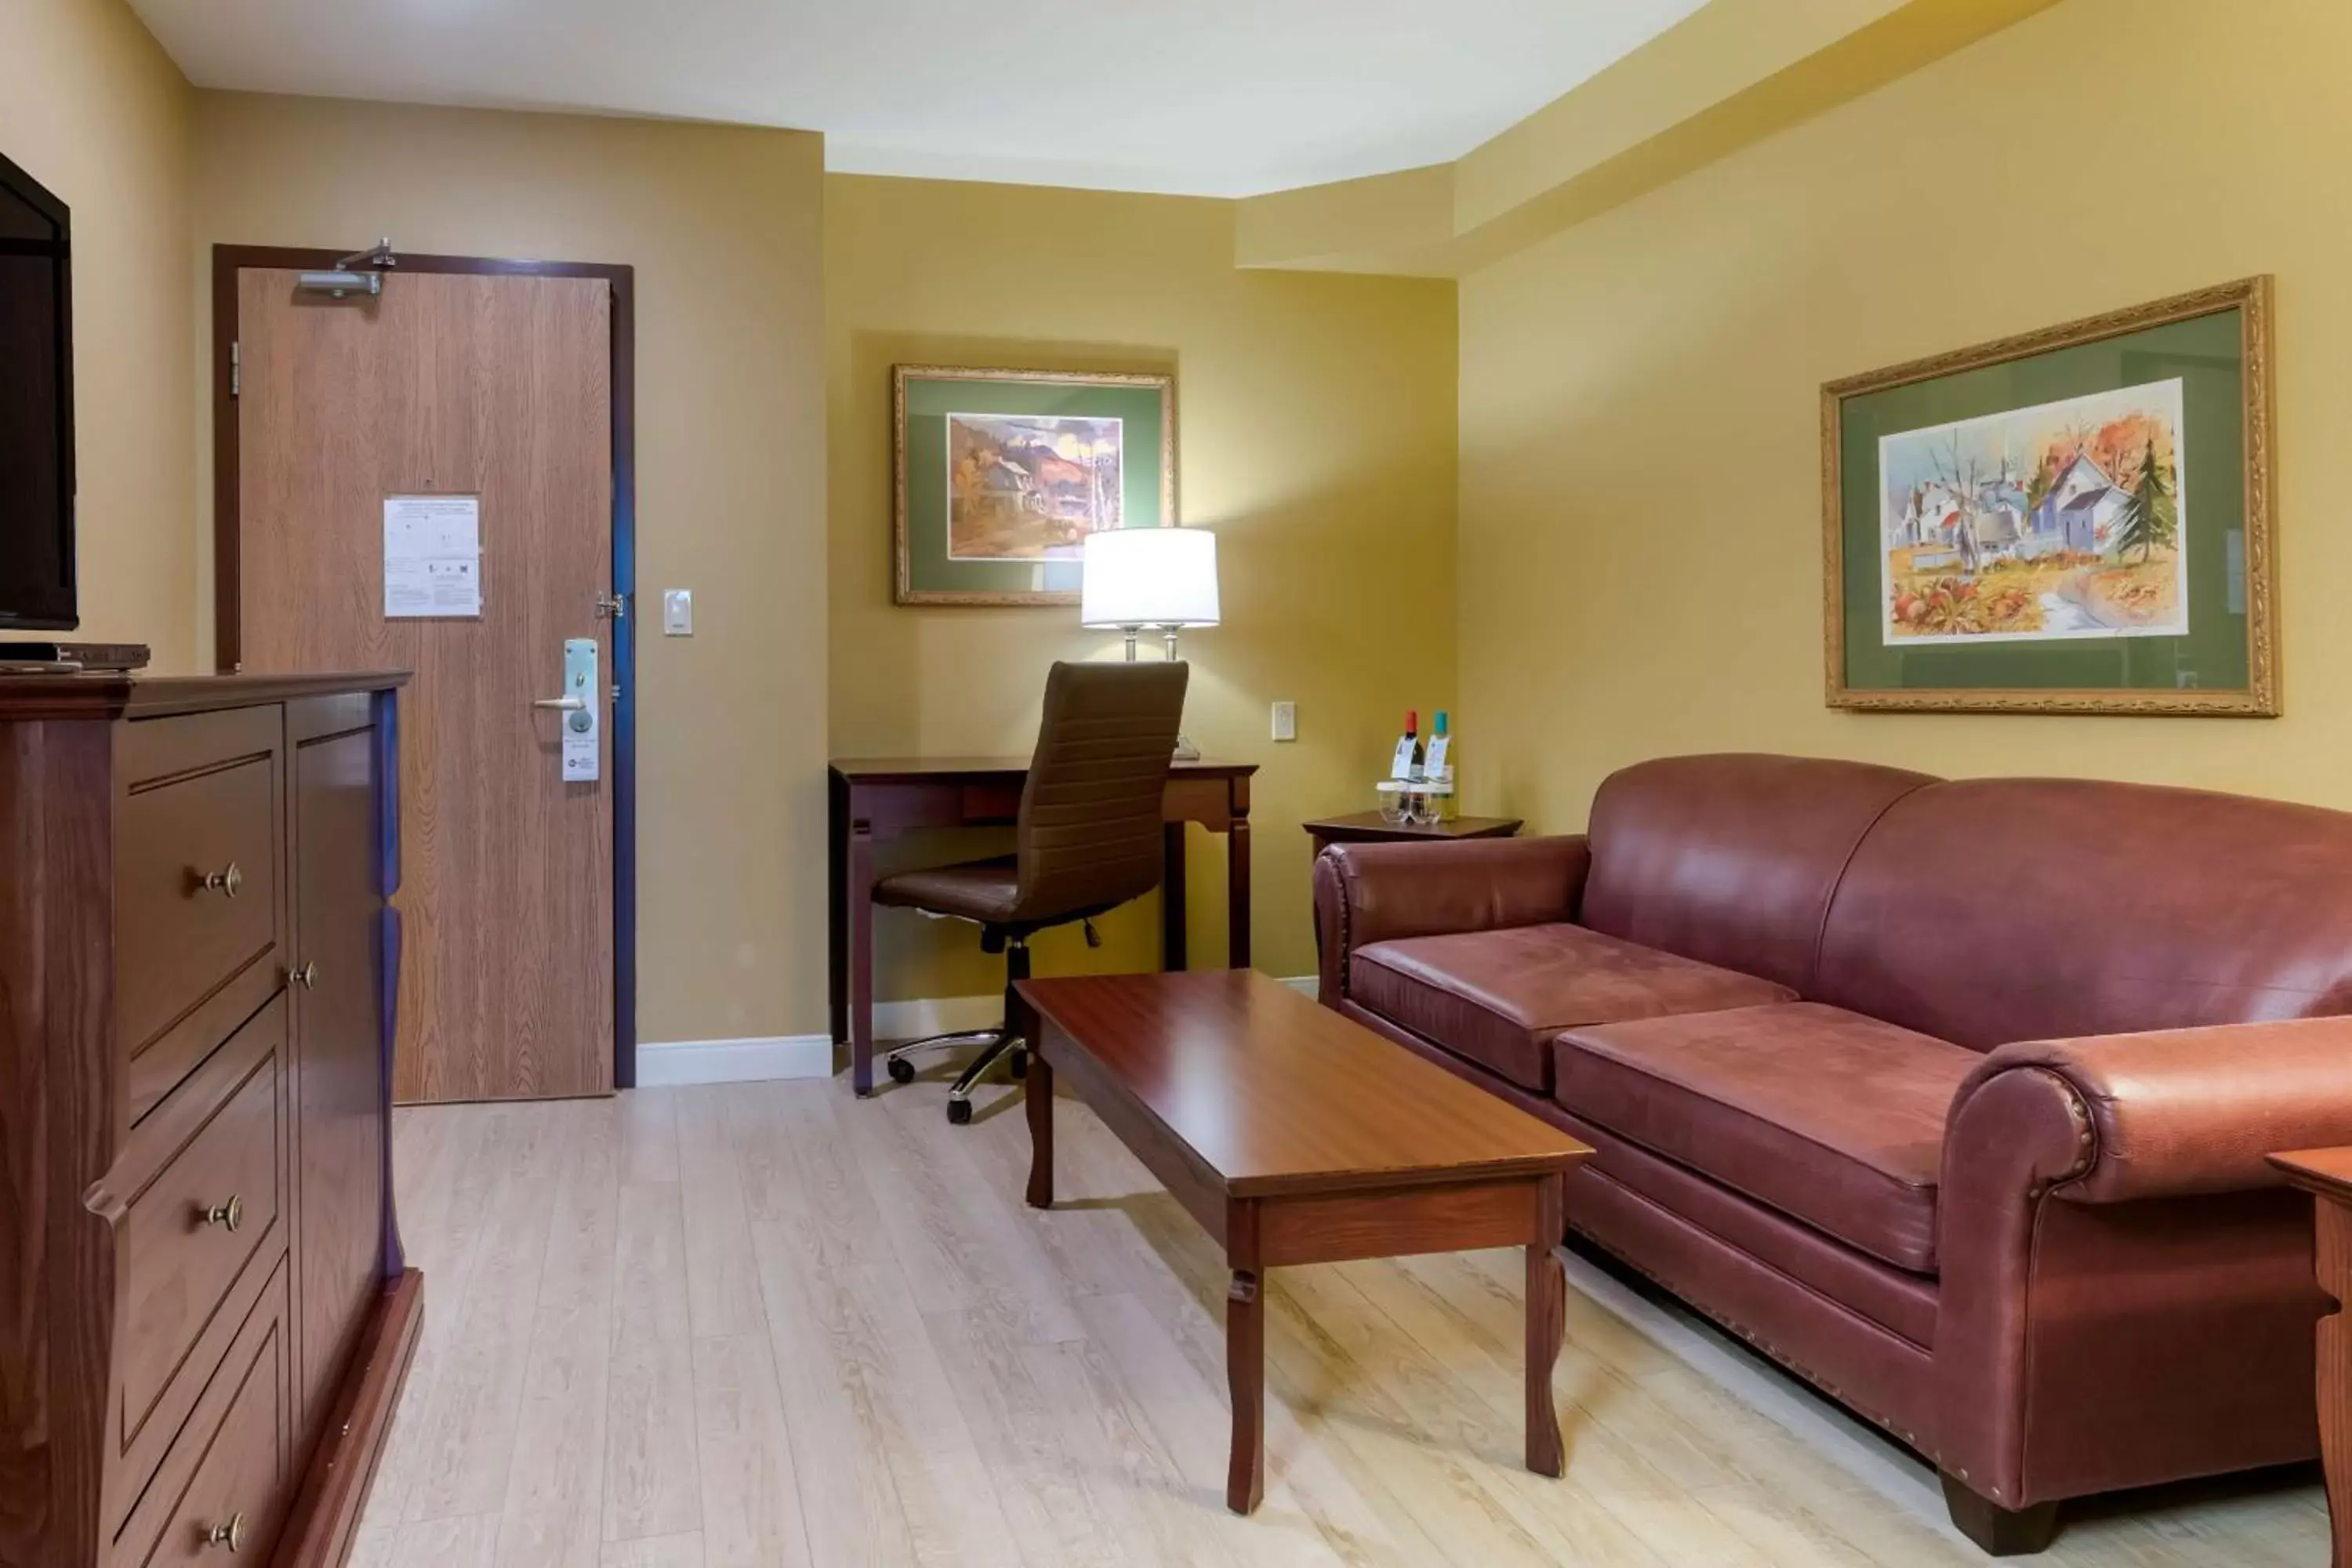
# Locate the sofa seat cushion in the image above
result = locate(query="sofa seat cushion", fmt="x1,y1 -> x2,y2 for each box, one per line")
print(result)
1554,1002 -> 1976,1272
1349,923 -> 1797,1092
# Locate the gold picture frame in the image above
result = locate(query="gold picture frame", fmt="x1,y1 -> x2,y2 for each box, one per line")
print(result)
893,364 -> 1178,607
1822,276 -> 2275,714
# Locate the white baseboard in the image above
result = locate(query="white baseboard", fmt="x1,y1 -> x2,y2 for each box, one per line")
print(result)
873,993 -> 1004,1039
876,975 -> 1321,1036
634,1033 -> 833,1087
635,976 -> 1324,1090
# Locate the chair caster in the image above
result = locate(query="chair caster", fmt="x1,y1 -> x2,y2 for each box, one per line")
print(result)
947,1097 -> 974,1126
1009,1048 -> 1028,1080
887,1056 -> 916,1084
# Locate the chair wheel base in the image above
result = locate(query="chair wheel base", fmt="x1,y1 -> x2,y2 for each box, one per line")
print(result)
946,1097 -> 974,1126
887,1056 -> 916,1084
1009,1048 -> 1028,1080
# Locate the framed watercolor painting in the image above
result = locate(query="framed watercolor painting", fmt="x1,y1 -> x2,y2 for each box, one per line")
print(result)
893,365 -> 1177,606
1822,277 -> 2275,714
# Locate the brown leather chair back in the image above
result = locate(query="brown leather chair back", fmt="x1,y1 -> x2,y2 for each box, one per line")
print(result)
1010,659 -> 1189,927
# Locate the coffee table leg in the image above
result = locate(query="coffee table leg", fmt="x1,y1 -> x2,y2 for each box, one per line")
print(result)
1228,1269 -> 1265,1514
1526,1174 -> 1566,1477
1025,1045 -> 1054,1210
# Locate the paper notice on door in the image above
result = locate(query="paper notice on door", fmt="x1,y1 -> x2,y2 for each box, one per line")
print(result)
384,495 -> 483,618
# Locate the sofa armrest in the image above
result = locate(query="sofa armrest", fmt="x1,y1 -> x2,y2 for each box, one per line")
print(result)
1950,1015 -> 2352,1204
1310,835 -> 1589,1006
1933,1015 -> 2352,1508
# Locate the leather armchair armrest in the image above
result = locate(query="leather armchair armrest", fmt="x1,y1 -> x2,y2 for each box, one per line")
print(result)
1951,1015 -> 2352,1204
1311,835 -> 1589,1006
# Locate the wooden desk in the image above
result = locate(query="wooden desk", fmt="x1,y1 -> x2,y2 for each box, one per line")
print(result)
2269,1146 -> 2352,1567
829,755 -> 1258,1096
1016,970 -> 1589,1513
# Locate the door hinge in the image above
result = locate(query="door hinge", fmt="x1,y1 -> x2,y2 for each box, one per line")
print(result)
229,342 -> 240,398
596,591 -> 626,620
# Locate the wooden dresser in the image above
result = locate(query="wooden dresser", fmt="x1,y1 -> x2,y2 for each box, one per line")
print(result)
0,673 -> 419,1568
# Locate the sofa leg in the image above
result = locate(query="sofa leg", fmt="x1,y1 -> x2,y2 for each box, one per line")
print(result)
1940,1472 -> 2060,1556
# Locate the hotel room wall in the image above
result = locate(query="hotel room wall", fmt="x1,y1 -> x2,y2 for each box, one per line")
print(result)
827,174 -> 1458,999
192,93 -> 829,1044
1458,0 -> 2352,830
0,0 -> 197,666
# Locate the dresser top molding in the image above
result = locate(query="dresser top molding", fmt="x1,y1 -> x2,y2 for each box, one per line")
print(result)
0,670 -> 409,723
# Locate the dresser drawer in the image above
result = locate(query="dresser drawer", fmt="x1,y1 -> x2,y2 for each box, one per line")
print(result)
118,706 -> 287,1122
113,1260 -> 292,1568
99,996 -> 289,1532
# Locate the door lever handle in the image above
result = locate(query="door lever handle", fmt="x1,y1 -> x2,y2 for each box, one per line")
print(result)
532,696 -> 587,710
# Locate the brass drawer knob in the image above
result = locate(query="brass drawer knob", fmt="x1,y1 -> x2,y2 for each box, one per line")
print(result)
203,1512 -> 247,1552
292,960 -> 318,990
201,1194 -> 243,1232
198,862 -> 245,900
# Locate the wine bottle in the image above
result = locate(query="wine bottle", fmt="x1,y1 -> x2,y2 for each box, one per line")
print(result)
1391,710 -> 1424,781
1425,710 -> 1455,818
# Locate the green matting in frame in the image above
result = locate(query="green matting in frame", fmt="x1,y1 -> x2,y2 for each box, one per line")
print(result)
1822,277 -> 2274,714
894,365 -> 1176,606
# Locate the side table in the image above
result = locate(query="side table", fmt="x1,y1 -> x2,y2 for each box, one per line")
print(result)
2268,1146 -> 2352,1567
1302,810 -> 1523,860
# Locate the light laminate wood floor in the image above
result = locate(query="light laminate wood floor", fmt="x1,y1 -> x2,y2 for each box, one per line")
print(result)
350,1074 -> 2329,1568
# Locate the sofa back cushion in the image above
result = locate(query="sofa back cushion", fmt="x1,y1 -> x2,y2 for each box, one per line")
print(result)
1816,777 -> 2352,1049
1582,754 -> 1936,995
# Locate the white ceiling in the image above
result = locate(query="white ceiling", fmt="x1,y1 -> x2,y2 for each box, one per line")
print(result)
129,0 -> 1708,198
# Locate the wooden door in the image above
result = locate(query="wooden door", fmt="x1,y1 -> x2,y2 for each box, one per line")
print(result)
234,267 -> 615,1102
288,699 -> 385,1443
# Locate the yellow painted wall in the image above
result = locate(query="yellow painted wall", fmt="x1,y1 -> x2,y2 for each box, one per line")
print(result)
1459,0 -> 2352,830
827,174 -> 1457,998
193,94 -> 829,1044
0,0 -> 195,667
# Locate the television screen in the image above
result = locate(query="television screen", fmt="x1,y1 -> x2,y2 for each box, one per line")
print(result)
0,151 -> 74,630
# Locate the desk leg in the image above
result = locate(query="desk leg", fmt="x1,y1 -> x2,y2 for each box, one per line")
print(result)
849,822 -> 877,1096
1162,822 -> 1188,971
2314,1193 -> 2352,1568
1025,1044 -> 1054,1210
1227,815 -> 1251,971
1526,1173 -> 1567,1478
828,773 -> 848,1045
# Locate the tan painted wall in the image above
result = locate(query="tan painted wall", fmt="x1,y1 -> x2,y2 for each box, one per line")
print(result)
827,174 -> 1457,998
0,0 -> 194,667
1459,0 -> 2352,831
193,94 -> 829,1044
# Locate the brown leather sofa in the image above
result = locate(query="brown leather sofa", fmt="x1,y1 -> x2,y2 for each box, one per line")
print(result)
1312,753 -> 2351,1555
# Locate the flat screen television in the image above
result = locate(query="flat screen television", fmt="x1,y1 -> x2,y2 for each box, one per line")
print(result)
0,150 -> 75,630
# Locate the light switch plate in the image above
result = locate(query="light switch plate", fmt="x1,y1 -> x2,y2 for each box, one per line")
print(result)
662,589 -> 693,636
1271,700 -> 1297,742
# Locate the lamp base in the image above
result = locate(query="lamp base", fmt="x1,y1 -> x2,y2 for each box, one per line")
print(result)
1116,624 -> 1187,662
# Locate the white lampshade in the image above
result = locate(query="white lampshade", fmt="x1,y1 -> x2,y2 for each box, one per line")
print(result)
1080,527 -> 1220,629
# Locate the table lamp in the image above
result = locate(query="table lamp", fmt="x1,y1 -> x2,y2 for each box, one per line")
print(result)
1080,526 -> 1219,661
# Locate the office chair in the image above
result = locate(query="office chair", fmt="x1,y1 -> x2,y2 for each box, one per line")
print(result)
873,659 -> 1190,1123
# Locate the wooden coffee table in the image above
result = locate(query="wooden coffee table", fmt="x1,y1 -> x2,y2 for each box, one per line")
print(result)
1014,968 -> 1592,1514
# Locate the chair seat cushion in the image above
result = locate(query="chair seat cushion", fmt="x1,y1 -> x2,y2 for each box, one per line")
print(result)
1554,1002 -> 1976,1272
873,857 -> 1020,924
1350,923 -> 1796,1092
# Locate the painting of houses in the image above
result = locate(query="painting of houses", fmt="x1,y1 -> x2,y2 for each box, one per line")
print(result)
1877,378 -> 2187,644
946,412 -> 1123,561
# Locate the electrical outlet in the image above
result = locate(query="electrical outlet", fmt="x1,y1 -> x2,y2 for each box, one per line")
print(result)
1271,700 -> 1297,742
662,589 -> 693,636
